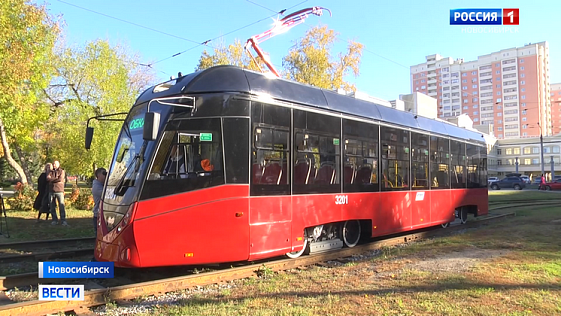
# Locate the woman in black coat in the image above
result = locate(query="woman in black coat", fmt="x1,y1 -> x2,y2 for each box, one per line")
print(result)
34,163 -> 52,222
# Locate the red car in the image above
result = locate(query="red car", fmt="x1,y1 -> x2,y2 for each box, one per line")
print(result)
544,180 -> 561,191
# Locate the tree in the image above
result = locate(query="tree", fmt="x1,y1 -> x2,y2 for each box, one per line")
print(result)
0,0 -> 59,184
282,25 -> 363,92
196,40 -> 263,72
195,26 -> 363,92
44,40 -> 155,176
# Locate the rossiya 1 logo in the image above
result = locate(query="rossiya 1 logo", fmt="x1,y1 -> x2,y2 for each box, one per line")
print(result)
450,9 -> 519,25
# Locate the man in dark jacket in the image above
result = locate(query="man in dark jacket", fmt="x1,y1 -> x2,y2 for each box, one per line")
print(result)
47,160 -> 67,226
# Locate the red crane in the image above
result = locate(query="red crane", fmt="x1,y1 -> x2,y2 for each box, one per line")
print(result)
245,7 -> 331,77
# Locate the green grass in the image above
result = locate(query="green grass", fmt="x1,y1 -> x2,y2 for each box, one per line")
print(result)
134,205 -> 561,316
488,190 -> 560,202
0,207 -> 94,243
0,181 -> 94,243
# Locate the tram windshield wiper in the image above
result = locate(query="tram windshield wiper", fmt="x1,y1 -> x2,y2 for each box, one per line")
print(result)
114,154 -> 139,196
113,141 -> 147,196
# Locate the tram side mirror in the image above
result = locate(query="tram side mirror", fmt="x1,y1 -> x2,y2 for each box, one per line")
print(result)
143,112 -> 160,141
85,127 -> 94,150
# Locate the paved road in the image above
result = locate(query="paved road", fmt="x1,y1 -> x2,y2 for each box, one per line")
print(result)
489,188 -> 561,193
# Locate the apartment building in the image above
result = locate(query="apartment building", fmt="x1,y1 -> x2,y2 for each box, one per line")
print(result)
552,83 -> 561,135
410,42 -> 551,140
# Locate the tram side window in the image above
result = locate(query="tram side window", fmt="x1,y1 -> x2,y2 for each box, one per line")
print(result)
430,136 -> 450,189
142,118 -> 225,199
479,145 -> 488,188
381,126 -> 409,191
411,133 -> 429,190
466,143 -> 479,188
223,118 -> 249,184
450,140 -> 466,189
251,102 -> 290,196
342,119 -> 379,193
293,110 -> 341,194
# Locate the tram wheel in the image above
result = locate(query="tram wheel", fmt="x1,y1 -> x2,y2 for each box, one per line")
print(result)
286,232 -> 308,259
441,222 -> 450,228
459,207 -> 468,225
342,220 -> 361,248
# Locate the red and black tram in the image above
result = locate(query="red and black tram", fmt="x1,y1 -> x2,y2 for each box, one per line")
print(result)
90,65 -> 488,268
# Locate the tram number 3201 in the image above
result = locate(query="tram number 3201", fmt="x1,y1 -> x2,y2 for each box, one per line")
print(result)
335,195 -> 349,205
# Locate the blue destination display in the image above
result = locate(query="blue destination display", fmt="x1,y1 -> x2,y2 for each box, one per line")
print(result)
129,118 -> 144,130
38,261 -> 114,278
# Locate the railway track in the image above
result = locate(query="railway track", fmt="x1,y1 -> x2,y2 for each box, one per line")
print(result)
0,237 -> 95,251
0,209 -> 524,316
0,248 -> 94,264
0,237 -> 95,269
0,201 -> 557,315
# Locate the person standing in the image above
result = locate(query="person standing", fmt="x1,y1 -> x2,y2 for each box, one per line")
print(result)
33,163 -> 52,222
92,168 -> 106,234
48,160 -> 67,226
540,173 -> 546,190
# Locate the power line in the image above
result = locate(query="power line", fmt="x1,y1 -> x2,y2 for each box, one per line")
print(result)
54,0 -> 288,69
246,0 -> 278,14
245,0 -> 410,71
148,1 -> 309,67
56,0 -> 202,45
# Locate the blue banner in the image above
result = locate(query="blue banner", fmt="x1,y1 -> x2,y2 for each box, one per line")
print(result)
450,9 -> 502,25
38,261 -> 114,278
38,285 -> 84,300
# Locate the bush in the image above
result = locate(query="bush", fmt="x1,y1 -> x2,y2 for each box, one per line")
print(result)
69,184 -> 80,203
11,182 -> 36,211
73,188 -> 94,210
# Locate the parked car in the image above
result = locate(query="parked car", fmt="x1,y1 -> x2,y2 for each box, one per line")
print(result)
543,179 -> 561,191
488,177 -> 499,186
519,175 -> 531,184
490,176 -> 526,190
505,173 -> 522,177
553,175 -> 561,181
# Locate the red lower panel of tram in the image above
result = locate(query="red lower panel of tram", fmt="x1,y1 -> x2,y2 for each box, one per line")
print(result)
95,185 -> 487,267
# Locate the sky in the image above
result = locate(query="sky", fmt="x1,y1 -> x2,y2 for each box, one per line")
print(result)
43,0 -> 560,101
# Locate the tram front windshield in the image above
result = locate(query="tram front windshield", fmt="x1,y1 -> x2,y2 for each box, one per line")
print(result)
104,103 -> 166,204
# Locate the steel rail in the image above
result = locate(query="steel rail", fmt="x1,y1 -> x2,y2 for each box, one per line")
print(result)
0,211 -> 517,316
0,237 -> 95,250
0,248 -> 94,264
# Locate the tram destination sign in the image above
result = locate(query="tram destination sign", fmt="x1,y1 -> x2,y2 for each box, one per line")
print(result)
200,133 -> 213,141
129,118 -> 144,130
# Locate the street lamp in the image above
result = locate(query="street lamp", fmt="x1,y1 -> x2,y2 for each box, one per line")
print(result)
524,122 -> 545,176
539,122 -> 545,176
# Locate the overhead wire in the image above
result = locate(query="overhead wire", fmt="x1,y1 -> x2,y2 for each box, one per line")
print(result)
149,0 -> 310,66
245,0 -> 410,71
55,0 -> 408,71
149,1 -> 310,67
56,0 -> 201,45
54,0 -> 304,69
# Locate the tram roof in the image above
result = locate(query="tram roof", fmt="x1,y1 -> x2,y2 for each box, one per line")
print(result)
137,65 -> 485,144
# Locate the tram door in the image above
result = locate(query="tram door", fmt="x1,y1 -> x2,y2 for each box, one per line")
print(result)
249,103 -> 292,258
